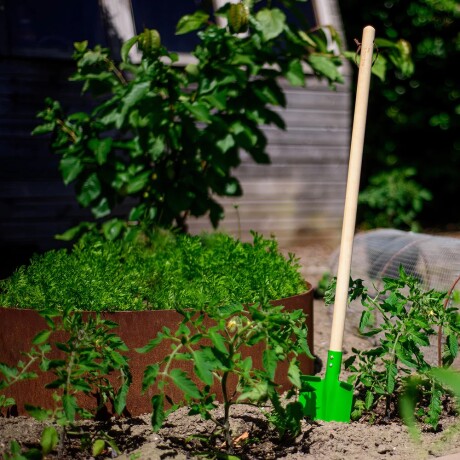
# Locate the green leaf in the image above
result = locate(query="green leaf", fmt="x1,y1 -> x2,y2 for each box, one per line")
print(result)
176,10 -> 209,35
78,173 -> 101,207
117,82 -> 150,128
286,59 -> 305,87
141,364 -> 160,392
183,102 -> 212,123
358,311 -> 372,332
73,40 -> 88,53
25,405 -> 50,421
102,219 -> 124,241
60,157 -> 84,185
114,383 -> 129,415
255,8 -> 286,41
447,333 -> 459,359
411,332 -> 430,347
126,171 -> 150,194
203,91 -> 227,110
364,390 -> 374,410
92,439 -> 106,457
55,222 -> 94,241
32,329 -> 52,345
62,394 -> 77,421
151,394 -> 165,431
0,363 -> 18,380
20,448 -> 42,460
240,356 -> 253,373
370,54 -> 387,81
386,362 -> 398,394
208,328 -> 228,355
231,120 -> 258,149
238,380 -> 269,403
40,426 -> 58,455
169,369 -> 201,399
308,54 -> 344,84
193,349 -> 214,386
427,386 -> 443,429
430,367 -> 460,399
224,178 -> 242,196
92,197 -> 111,218
149,136 -> 166,161
136,337 -> 163,354
216,134 -> 235,153
32,122 -> 56,135
263,349 -> 277,381
121,35 -> 139,63
88,137 -> 113,165
216,303 -> 244,318
288,360 -> 301,388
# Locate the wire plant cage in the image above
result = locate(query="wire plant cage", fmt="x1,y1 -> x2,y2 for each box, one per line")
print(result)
330,228 -> 460,300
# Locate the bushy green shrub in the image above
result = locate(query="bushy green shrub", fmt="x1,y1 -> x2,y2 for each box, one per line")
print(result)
33,3 -> 410,240
0,232 -> 306,312
358,167 -> 432,231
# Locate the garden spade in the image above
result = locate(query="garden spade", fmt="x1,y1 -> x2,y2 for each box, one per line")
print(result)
299,25 -> 376,423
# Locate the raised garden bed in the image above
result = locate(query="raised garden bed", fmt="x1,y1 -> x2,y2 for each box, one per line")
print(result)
0,287 -> 314,416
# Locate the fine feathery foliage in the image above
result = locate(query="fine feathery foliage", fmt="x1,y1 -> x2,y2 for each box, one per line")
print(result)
0,231 -> 306,312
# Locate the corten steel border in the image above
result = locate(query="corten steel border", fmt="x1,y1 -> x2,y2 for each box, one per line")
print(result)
0,286 -> 314,416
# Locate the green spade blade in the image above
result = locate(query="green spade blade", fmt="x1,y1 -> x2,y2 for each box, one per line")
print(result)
299,350 -> 353,423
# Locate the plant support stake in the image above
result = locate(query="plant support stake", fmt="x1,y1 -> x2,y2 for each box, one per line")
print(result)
299,25 -> 375,423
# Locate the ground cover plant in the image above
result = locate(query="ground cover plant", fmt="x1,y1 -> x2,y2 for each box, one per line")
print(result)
0,231 -> 306,312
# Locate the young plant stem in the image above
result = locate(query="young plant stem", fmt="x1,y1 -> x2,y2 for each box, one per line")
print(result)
221,371 -> 234,453
104,58 -> 127,85
6,355 -> 39,386
56,119 -> 77,143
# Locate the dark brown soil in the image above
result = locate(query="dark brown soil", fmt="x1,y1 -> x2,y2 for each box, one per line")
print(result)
1,240 -> 459,460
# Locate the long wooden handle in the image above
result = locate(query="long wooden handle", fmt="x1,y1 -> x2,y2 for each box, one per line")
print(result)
329,26 -> 375,352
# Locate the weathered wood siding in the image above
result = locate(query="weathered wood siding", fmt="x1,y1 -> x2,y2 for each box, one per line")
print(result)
188,76 -> 352,246
0,58 -> 93,276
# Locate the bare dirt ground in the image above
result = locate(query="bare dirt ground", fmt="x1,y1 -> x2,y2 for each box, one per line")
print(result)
1,239 -> 459,459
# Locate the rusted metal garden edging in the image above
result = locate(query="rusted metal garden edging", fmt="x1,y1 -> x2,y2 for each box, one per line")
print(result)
0,285 -> 314,416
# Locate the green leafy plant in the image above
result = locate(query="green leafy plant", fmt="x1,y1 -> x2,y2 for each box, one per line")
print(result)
314,271 -> 333,299
137,299 -> 312,454
401,367 -> 460,441
325,267 -> 459,428
32,2 -> 408,240
1,310 -> 130,458
358,167 -> 432,231
0,231 -> 306,312
0,360 -> 38,416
